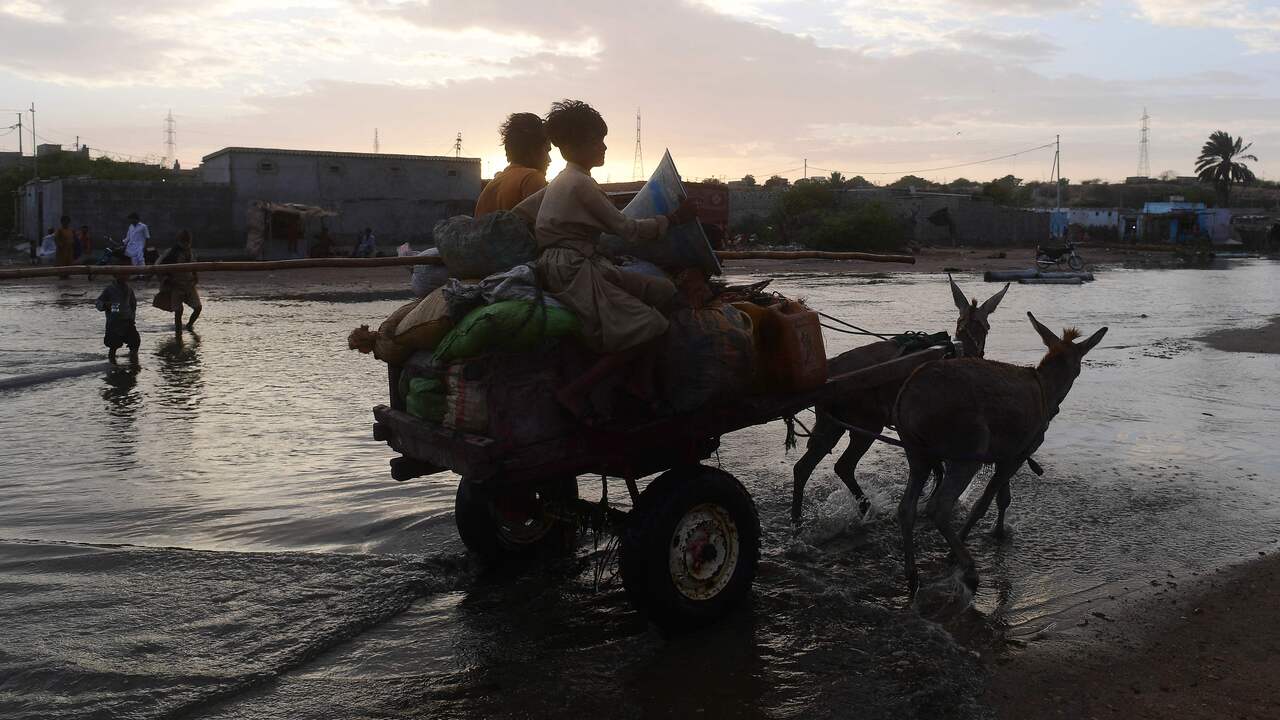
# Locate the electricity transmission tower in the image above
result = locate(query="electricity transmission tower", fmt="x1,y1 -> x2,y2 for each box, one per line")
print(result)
1136,107 -> 1150,178
164,110 -> 177,169
632,108 -> 643,181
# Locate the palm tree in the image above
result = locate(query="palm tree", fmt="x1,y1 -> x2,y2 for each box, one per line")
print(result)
828,171 -> 846,190
1196,131 -> 1257,206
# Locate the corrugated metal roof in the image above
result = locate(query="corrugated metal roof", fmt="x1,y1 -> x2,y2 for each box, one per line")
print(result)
201,146 -> 480,164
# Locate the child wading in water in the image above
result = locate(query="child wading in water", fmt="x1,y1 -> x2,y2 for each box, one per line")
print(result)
96,273 -> 140,362
514,99 -> 697,422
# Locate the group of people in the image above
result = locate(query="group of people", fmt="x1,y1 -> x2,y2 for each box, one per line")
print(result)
93,220 -> 203,362
38,218 -> 95,276
474,101 -> 699,422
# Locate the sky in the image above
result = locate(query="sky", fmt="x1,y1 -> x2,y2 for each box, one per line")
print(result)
0,0 -> 1276,184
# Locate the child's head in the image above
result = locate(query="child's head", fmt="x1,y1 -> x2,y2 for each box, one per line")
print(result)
60,215 -> 71,228
177,229 -> 193,248
501,112 -> 551,172
544,100 -> 607,169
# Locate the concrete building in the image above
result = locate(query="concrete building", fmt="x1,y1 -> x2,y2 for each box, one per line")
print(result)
200,147 -> 481,254
0,151 -> 25,170
20,177 -> 233,248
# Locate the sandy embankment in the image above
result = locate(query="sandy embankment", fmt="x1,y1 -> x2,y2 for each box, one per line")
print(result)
1196,316 -> 1280,355
987,550 -> 1280,719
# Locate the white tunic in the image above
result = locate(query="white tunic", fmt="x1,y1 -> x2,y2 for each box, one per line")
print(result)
124,222 -> 150,255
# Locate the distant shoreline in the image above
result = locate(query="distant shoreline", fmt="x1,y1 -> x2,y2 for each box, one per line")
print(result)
1195,316 -> 1280,355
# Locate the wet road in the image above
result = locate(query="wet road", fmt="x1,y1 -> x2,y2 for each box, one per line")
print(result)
1,261 -> 1277,718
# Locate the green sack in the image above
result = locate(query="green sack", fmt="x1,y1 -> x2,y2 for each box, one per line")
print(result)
406,377 -> 447,422
433,300 -> 581,364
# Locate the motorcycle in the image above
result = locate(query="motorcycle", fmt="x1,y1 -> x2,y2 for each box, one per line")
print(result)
1035,240 -> 1085,271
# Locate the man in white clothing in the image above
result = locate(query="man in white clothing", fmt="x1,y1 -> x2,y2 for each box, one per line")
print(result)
123,212 -> 150,266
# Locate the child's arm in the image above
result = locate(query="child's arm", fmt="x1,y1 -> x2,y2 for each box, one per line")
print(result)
580,182 -> 667,242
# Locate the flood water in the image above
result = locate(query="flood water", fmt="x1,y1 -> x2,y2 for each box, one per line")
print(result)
2,260 -> 1278,719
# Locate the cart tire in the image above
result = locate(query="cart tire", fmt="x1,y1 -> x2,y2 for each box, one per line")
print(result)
1067,254 -> 1085,271
619,465 -> 760,631
455,477 -> 578,565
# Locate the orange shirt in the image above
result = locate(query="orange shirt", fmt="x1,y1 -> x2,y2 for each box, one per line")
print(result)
474,165 -> 547,217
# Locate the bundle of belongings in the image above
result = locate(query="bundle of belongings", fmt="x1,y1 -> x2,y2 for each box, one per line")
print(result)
348,158 -> 827,446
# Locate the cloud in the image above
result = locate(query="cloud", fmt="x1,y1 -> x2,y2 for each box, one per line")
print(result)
1134,0 -> 1280,53
0,0 -> 1274,182
944,29 -> 1061,59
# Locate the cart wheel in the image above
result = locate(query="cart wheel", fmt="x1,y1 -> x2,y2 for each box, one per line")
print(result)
1068,254 -> 1085,271
619,465 -> 760,631
455,477 -> 578,565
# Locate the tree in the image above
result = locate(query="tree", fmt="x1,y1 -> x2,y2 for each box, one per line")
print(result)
1196,130 -> 1257,206
846,175 -> 874,189
763,175 -> 790,189
888,174 -> 933,190
980,175 -> 1029,206
828,171 -> 846,189
738,174 -> 757,187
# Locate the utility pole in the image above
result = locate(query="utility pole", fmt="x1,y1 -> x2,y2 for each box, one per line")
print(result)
1137,107 -> 1150,179
632,108 -> 643,181
1054,134 -> 1062,209
164,110 -> 177,168
374,128 -> 380,154
803,158 -> 807,181
29,103 -> 37,180
15,113 -> 22,159
454,132 -> 462,158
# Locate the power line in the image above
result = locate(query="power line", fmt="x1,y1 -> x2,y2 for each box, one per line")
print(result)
815,141 -> 1058,177
736,140 -> 1058,183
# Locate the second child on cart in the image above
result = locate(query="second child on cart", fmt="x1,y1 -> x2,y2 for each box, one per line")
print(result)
514,99 -> 697,422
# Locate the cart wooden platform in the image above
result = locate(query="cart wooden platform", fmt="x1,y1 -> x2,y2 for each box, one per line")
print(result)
372,343 -> 951,629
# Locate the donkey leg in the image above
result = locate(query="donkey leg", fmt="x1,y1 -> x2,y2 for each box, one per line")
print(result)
791,413 -> 844,524
898,452 -> 933,597
959,460 -> 1020,542
931,461 -> 985,590
993,482 -> 1013,541
834,432 -> 877,515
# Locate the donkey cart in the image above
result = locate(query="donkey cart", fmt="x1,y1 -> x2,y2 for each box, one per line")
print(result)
372,342 -> 951,630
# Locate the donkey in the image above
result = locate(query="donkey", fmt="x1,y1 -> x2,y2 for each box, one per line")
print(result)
894,312 -> 1107,595
790,276 -> 1009,523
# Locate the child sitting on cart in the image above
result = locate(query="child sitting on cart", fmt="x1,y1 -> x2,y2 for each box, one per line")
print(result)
514,100 -> 697,422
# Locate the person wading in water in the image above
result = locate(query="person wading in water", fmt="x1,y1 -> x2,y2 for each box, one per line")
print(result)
513,99 -> 697,423
157,230 -> 202,335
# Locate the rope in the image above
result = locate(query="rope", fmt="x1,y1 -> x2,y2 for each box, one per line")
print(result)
783,414 -> 814,451
816,311 -> 892,340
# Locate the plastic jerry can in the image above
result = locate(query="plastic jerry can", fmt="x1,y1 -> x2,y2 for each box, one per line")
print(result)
767,301 -> 827,392
730,301 -> 773,393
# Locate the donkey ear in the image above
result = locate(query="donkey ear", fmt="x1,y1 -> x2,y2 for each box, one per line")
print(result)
979,283 -> 1009,316
949,274 -> 969,313
1027,311 -> 1059,347
1078,326 -> 1108,355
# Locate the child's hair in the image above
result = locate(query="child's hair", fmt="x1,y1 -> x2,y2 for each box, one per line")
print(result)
500,113 -> 547,166
544,100 -> 607,148
177,229 -> 193,245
